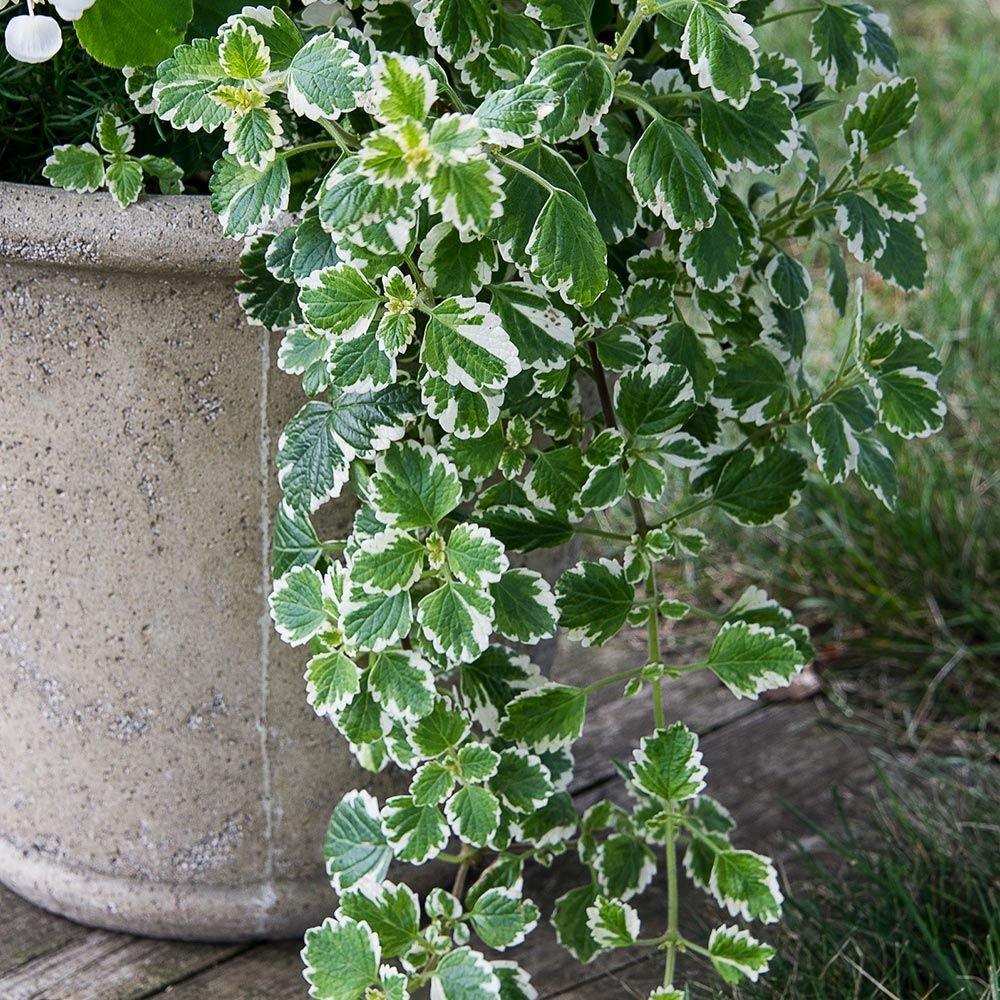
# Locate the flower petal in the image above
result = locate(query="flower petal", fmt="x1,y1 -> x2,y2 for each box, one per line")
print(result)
5,14 -> 63,63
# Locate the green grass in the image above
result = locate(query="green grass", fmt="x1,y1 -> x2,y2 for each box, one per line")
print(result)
705,0 -> 999,751
0,23 -> 222,186
699,759 -> 1000,1000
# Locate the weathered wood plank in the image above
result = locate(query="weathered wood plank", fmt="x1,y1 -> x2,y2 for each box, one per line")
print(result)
0,926 -> 245,1000
153,942 -> 304,999
0,882 -> 90,976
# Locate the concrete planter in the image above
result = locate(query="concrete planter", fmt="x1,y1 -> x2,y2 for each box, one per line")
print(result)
0,183 -> 565,942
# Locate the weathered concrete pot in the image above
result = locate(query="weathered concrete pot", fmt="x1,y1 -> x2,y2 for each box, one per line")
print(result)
0,183 -> 564,942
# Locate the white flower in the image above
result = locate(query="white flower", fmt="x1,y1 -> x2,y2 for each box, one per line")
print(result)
300,0 -> 353,28
5,12 -> 63,63
53,0 -> 96,20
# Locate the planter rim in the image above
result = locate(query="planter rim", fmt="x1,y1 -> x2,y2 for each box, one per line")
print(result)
0,180 -> 241,277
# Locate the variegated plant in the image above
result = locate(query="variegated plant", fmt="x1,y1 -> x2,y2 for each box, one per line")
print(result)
45,1 -> 943,996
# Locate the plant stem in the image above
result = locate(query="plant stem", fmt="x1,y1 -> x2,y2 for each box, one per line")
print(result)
586,341 -> 649,534
756,4 -> 823,25
662,496 -> 712,526
647,567 -> 664,728
493,151 -> 557,194
610,7 -> 649,62
584,665 -> 644,694
576,525 -> 632,542
280,139 -> 340,160
614,85 -> 663,121
452,859 -> 471,899
664,813 -> 679,985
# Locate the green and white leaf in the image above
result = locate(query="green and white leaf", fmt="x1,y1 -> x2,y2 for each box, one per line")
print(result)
446,783 -> 501,847
349,528 -> 425,595
341,585 -> 413,654
269,565 -> 332,646
209,153 -> 290,239
427,152 -> 506,239
627,119 -> 719,231
287,32 -> 366,121
306,649 -> 360,718
367,52 -> 438,125
368,648 -> 436,721
556,559 -> 633,647
420,223 -> 497,297
856,434 -> 898,510
873,218 -> 927,291
105,157 -> 145,208
430,946 -> 501,1000
843,76 -> 918,155
680,1 -> 760,109
706,620 -> 805,698
421,296 -> 521,393
370,441 -> 462,529
708,925 -> 776,984
629,722 -> 707,803
43,144 -> 106,193
337,880 -> 420,960
527,45 -> 614,142
835,191 -> 889,263
459,646 -> 543,732
499,683 -> 586,753
585,896 -> 640,949
524,445 -> 587,515
153,38 -> 230,133
490,747 -> 554,813
764,252 -> 811,310
489,282 -> 575,374
413,0 -> 493,66
552,884 -> 601,964
324,789 -> 393,891
525,189 -> 609,308
223,104 -> 284,170
577,151 -> 641,245
409,699 -> 472,757
412,761 -> 456,807
704,446 -> 806,526
712,345 -> 790,426
809,2 -> 865,89
418,579 -> 495,663
678,204 -> 744,293
861,324 -> 944,438
615,363 -> 696,439
710,849 -> 783,923
594,833 -> 657,901
381,795 -> 449,865
470,888 -> 540,949
277,385 -> 419,513
446,523 -> 508,588
218,21 -> 270,81
474,83 -> 556,146
302,915 -> 380,1000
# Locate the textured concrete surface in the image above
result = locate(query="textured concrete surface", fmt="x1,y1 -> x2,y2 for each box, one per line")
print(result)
0,183 -> 567,941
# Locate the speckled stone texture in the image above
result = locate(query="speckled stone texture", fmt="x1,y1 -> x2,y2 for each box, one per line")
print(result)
0,182 -> 566,942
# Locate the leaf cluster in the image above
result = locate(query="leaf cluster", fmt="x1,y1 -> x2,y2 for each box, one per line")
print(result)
40,1 -> 946,996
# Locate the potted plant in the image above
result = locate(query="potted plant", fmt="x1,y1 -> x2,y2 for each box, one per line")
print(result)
1,0 -> 942,993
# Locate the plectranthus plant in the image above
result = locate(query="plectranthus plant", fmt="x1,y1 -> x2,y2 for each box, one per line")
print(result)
43,0 -> 944,995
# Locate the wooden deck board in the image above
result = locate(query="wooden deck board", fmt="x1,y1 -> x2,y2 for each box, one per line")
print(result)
0,633 -> 870,998
0,878 -> 90,976
0,928 -> 245,1000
